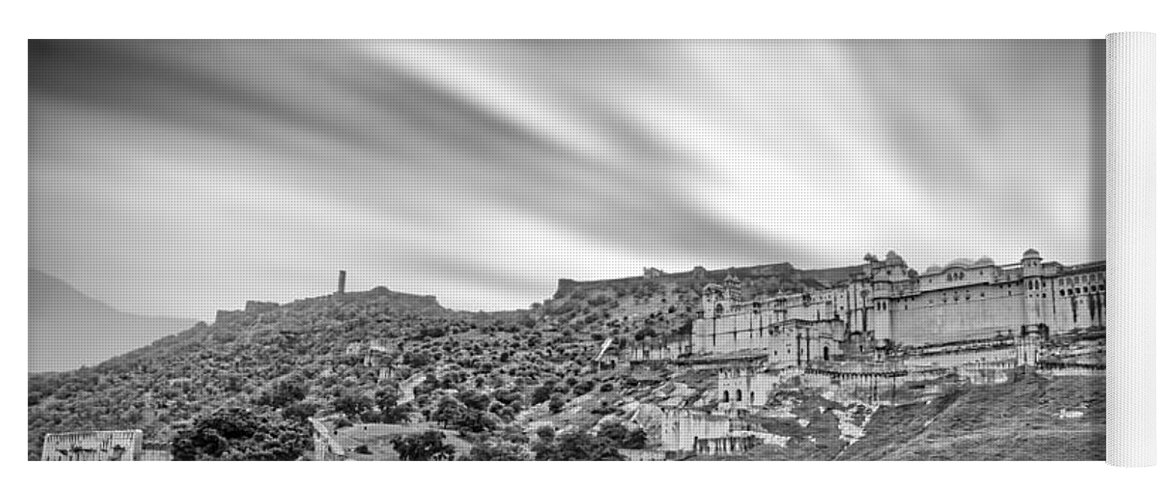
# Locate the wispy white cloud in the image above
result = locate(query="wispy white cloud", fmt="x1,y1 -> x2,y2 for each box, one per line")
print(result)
29,40 -> 1104,319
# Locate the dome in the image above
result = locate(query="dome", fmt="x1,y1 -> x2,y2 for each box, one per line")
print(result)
946,258 -> 975,269
974,256 -> 995,266
1023,249 -> 1041,259
925,265 -> 942,275
885,250 -> 905,265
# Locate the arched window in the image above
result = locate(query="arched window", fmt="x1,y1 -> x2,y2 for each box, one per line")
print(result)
736,389 -> 742,402
750,392 -> 755,405
714,304 -> 724,318
723,391 -> 730,403
823,346 -> 830,361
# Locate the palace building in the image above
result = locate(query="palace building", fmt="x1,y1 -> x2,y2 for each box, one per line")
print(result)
687,249 -> 1104,362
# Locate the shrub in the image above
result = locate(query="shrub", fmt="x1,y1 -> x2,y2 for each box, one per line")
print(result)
332,391 -> 373,418
381,404 -> 412,424
171,407 -> 311,461
462,440 -> 531,461
548,394 -> 566,414
531,385 -> 553,405
573,380 -> 595,397
392,431 -> 455,461
533,429 -> 624,461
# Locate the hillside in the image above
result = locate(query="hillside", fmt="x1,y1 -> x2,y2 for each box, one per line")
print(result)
29,261 -> 1102,461
29,270 -> 196,373
837,372 -> 1105,461
27,285 -> 566,459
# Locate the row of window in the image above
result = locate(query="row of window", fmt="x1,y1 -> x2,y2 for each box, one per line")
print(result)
721,389 -> 754,404
1058,272 -> 1104,287
712,273 -> 1103,318
1059,284 -> 1105,297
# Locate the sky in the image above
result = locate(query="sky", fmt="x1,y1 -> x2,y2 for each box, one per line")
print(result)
29,40 -> 1105,321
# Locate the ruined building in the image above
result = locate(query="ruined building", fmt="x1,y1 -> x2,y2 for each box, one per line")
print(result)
41,430 -> 144,461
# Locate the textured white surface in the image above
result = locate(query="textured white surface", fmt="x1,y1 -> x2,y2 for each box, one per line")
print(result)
1106,31 -> 1156,467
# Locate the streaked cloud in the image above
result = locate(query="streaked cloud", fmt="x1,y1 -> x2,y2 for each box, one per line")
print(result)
29,40 -> 1104,318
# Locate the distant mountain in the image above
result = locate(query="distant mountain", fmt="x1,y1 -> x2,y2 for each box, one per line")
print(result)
28,269 -> 196,373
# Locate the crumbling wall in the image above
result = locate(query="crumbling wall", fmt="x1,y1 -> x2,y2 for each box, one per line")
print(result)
694,435 -> 760,456
660,409 -> 740,452
245,300 -> 279,314
308,418 -> 347,461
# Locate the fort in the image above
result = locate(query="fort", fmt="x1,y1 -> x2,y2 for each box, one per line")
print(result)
631,249 -> 1103,365
613,249 -> 1107,455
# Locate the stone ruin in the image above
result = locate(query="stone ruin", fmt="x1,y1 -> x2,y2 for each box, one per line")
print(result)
41,430 -> 144,461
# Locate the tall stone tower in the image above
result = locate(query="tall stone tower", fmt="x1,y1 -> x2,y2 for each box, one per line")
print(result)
337,270 -> 347,295
867,251 -> 906,346
1021,249 -> 1044,325
871,282 -> 893,345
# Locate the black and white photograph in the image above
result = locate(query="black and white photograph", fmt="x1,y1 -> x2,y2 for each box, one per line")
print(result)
28,37 -> 1124,462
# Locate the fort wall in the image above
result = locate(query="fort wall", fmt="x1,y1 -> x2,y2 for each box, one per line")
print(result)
902,346 -> 1017,370
890,287 -> 1024,346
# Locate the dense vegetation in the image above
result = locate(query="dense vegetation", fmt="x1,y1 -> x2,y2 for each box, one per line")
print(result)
27,277 -> 716,460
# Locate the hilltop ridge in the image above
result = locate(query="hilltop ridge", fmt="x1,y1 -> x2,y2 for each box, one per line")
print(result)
555,261 -> 865,300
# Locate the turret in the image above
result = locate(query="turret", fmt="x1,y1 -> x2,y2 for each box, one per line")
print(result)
1021,250 -> 1047,325
701,284 -> 726,319
1021,249 -> 1042,276
870,250 -> 909,282
724,274 -> 743,302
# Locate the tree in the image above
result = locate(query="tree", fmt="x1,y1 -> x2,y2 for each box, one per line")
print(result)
374,387 -> 399,414
623,428 -> 647,449
456,390 -> 492,412
536,425 -> 557,442
597,421 -> 629,444
531,384 -> 554,405
332,391 -> 373,418
392,431 -> 455,461
462,440 -> 531,461
434,396 -> 496,433
381,404 -> 412,424
171,407 -> 311,461
573,380 -> 595,397
547,394 -> 566,414
256,377 -> 307,409
282,401 -> 319,423
433,396 -> 470,429
533,429 -> 624,461
403,351 -> 432,369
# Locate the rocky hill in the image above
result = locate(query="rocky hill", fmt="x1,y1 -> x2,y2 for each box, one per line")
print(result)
32,259 -> 821,459
28,283 -> 569,459
29,260 -> 1099,461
